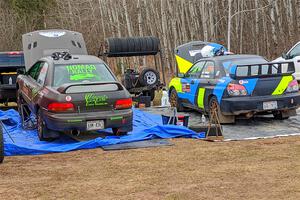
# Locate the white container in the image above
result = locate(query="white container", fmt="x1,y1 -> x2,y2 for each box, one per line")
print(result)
8,77 -> 12,85
161,90 -> 170,107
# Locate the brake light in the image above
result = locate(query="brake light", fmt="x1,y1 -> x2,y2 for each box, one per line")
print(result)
7,51 -> 21,55
114,98 -> 132,110
227,83 -> 247,96
48,102 -> 74,112
286,79 -> 299,93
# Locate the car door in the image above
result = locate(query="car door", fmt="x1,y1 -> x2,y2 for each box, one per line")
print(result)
196,61 -> 219,110
180,61 -> 206,106
25,62 -> 48,111
286,43 -> 300,80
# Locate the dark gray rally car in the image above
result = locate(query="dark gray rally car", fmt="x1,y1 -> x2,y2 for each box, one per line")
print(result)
17,30 -> 133,141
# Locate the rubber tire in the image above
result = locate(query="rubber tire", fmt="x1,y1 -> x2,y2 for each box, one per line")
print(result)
139,68 -> 159,87
208,96 -> 235,124
169,89 -> 184,112
112,128 -> 128,136
0,125 -> 4,164
273,111 -> 289,120
37,109 -> 53,141
106,37 -> 159,56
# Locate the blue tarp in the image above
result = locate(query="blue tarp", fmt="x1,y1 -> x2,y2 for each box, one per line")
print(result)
1,109 -> 205,156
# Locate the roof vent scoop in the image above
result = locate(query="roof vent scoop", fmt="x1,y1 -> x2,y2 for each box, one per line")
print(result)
51,52 -> 72,60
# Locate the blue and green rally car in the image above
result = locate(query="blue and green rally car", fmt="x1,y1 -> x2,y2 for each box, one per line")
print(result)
169,42 -> 300,123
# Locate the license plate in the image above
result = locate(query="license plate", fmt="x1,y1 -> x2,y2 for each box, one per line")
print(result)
263,101 -> 278,110
87,120 -> 104,131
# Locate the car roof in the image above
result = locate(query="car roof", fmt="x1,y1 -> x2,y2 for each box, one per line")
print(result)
42,54 -> 105,65
198,54 -> 264,62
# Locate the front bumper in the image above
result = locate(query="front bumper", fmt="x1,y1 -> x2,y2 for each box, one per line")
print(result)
221,92 -> 300,115
42,109 -> 133,132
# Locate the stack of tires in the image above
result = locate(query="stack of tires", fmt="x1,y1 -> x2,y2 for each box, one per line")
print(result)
105,37 -> 160,57
0,126 -> 4,163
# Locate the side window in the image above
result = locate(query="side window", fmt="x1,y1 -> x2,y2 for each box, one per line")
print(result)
37,62 -> 49,85
187,61 -> 205,78
289,44 -> 300,58
201,61 -> 215,79
28,62 -> 43,80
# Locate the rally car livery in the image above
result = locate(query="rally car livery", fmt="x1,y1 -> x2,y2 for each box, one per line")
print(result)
169,54 -> 300,123
17,30 -> 133,141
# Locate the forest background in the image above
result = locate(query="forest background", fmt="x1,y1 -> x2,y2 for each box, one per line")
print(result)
0,0 -> 299,77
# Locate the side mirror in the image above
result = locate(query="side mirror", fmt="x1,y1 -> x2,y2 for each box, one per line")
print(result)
282,53 -> 289,59
177,73 -> 185,78
17,68 -> 25,75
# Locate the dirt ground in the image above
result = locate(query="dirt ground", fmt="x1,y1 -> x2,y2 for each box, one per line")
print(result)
0,137 -> 300,200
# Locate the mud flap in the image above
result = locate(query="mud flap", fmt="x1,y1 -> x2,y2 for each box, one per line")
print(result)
282,109 -> 297,117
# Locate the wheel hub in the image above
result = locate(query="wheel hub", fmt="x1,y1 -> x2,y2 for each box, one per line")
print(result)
144,71 -> 157,85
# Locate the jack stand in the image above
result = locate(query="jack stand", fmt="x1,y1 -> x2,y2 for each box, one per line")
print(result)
206,103 -> 224,141
20,104 -> 37,130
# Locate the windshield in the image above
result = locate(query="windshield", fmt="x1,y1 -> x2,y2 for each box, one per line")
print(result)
53,63 -> 115,87
222,57 -> 268,75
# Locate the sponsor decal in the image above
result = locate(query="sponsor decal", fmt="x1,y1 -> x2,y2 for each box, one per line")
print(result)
66,95 -> 72,102
110,116 -> 123,121
66,64 -> 99,81
32,88 -> 39,98
239,80 -> 249,85
67,119 -> 83,123
182,83 -> 191,92
85,93 -> 108,106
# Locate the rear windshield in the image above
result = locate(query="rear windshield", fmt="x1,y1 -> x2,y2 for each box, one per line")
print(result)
53,63 -> 115,86
0,53 -> 24,67
222,57 -> 268,75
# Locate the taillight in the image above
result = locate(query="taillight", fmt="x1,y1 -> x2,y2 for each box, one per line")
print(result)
227,83 -> 247,96
114,98 -> 132,110
7,51 -> 21,55
48,102 -> 74,112
286,79 -> 299,93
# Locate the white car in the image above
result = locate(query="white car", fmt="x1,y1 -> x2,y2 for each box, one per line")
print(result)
273,41 -> 300,81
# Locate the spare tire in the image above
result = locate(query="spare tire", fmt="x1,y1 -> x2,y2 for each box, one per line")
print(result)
139,68 -> 160,86
0,125 -> 4,164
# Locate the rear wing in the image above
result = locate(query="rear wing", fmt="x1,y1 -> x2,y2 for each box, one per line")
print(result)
57,82 -> 124,94
22,30 -> 88,71
229,61 -> 295,80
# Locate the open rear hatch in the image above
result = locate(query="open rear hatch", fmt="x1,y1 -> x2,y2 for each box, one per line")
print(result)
229,61 -> 296,96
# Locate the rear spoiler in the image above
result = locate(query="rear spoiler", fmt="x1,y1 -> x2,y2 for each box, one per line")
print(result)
229,61 -> 295,80
57,82 -> 123,94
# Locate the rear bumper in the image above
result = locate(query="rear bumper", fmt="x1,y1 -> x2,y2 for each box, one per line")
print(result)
221,92 -> 300,115
42,109 -> 133,132
0,85 -> 17,101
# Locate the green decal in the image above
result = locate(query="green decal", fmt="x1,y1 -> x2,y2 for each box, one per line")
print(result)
66,64 -> 99,81
85,93 -> 108,106
110,116 -> 123,120
67,119 -> 83,123
32,88 -> 39,98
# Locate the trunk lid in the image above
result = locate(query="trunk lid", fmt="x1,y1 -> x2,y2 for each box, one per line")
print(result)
57,82 -> 129,112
